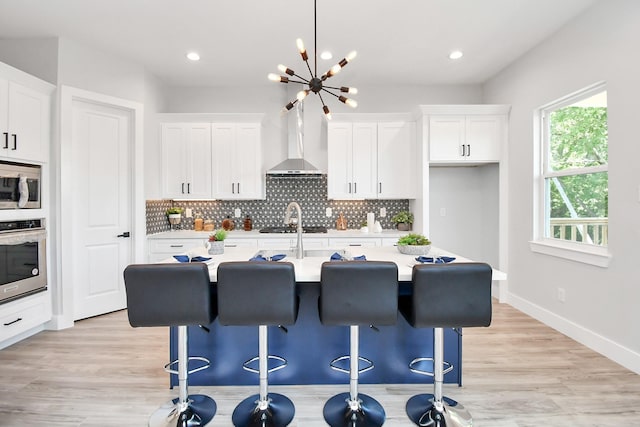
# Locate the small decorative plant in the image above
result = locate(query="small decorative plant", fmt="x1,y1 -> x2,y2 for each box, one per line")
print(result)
391,211 -> 414,225
397,233 -> 432,255
391,211 -> 413,231
208,229 -> 227,242
166,207 -> 182,216
397,233 -> 431,246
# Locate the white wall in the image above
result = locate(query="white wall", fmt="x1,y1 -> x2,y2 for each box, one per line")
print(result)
429,165 -> 499,267
483,0 -> 640,372
0,37 -> 58,84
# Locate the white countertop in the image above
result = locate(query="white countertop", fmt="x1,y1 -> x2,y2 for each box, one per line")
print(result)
162,244 -> 507,282
148,229 -> 409,240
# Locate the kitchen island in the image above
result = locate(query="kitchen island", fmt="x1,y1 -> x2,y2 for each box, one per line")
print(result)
166,245 -> 506,388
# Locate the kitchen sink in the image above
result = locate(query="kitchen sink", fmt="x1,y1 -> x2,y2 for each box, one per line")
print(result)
253,248 -> 350,259
259,226 -> 328,234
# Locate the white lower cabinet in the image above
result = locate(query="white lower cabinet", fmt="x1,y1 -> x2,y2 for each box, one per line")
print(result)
258,237 -> 329,250
381,238 -> 400,247
148,239 -> 204,262
329,237 -> 380,248
0,291 -> 51,347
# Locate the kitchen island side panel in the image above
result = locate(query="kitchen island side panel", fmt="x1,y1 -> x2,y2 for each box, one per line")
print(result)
169,281 -> 462,387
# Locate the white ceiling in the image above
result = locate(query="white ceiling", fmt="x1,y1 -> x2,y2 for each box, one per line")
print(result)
0,0 -> 596,88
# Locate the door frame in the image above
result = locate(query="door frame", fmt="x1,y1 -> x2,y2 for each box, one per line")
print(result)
53,86 -> 144,329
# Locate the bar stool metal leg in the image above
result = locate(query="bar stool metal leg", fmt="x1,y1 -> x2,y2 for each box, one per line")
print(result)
231,325 -> 295,427
149,326 -> 217,427
323,325 -> 386,427
406,328 -> 472,427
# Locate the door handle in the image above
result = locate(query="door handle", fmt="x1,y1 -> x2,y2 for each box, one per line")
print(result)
116,232 -> 130,238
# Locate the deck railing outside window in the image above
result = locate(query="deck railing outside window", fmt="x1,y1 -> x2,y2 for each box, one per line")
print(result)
550,217 -> 608,246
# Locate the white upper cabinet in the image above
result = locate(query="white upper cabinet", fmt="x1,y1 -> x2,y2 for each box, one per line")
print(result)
327,117 -> 417,199
327,122 -> 378,199
212,122 -> 263,200
161,123 -> 212,199
0,67 -> 53,163
377,121 -> 416,199
425,106 -> 509,164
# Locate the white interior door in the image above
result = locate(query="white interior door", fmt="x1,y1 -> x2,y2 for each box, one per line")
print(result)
71,100 -> 131,320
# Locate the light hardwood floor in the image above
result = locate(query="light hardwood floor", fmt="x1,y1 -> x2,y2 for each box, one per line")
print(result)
1,301 -> 639,426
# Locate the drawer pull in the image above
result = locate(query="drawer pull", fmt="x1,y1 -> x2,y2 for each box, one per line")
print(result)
348,243 -> 362,246
170,244 -> 184,248
225,244 -> 237,248
4,317 -> 23,326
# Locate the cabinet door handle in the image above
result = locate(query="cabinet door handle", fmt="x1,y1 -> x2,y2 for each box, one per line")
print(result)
11,134 -> 17,150
354,182 -> 357,194
461,144 -> 465,157
348,182 -> 352,194
2,132 -> 7,149
348,243 -> 362,247
225,244 -> 237,248
187,183 -> 190,194
467,144 -> 471,157
379,182 -> 382,194
181,183 -> 185,194
4,317 -> 23,326
170,244 -> 184,248
237,182 -> 240,194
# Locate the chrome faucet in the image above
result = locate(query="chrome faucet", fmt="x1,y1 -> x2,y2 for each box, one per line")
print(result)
284,201 -> 303,259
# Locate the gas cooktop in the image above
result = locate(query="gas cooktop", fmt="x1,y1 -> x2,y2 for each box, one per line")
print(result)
259,226 -> 328,234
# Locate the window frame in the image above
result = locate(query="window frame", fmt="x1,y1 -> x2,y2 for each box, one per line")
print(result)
530,82 -> 611,267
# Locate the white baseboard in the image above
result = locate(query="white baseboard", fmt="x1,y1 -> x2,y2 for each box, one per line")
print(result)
507,293 -> 640,375
46,314 -> 73,331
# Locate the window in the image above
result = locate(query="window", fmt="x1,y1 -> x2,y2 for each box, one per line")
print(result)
531,83 -> 610,266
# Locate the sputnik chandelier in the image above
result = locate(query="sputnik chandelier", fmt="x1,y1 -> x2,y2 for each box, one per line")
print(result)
268,0 -> 358,120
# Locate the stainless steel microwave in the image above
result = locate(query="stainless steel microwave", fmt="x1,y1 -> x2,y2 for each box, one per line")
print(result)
0,160 -> 41,209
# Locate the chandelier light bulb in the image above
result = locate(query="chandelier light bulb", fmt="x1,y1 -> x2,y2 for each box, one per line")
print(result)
268,73 -> 281,82
296,38 -> 308,61
297,90 -> 309,101
340,86 -> 358,94
323,106 -> 332,120
346,51 -> 357,62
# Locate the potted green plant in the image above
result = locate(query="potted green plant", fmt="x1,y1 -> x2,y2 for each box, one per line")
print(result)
166,207 -> 183,227
391,211 -> 414,231
396,233 -> 432,255
207,229 -> 227,254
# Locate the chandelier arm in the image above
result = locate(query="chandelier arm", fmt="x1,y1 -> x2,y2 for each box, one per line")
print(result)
287,78 -> 310,85
320,88 -> 340,99
291,73 -> 310,82
303,59 -> 314,78
314,0 -> 318,78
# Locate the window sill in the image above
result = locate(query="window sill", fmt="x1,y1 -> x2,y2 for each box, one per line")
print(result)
529,239 -> 611,268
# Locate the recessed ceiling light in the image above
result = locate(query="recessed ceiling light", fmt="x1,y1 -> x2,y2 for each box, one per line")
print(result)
449,50 -> 463,60
186,52 -> 200,61
320,51 -> 333,60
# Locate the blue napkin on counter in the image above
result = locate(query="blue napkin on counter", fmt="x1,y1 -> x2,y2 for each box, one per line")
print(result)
173,255 -> 211,263
249,254 -> 286,262
415,256 -> 456,264
330,253 -> 366,261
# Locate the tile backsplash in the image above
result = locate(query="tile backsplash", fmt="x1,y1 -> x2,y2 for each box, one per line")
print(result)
146,175 -> 409,234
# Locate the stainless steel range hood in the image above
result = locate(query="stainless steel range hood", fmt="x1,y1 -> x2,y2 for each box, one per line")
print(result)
267,102 -> 323,176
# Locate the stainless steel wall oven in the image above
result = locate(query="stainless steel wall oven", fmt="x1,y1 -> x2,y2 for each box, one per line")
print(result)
0,219 -> 47,304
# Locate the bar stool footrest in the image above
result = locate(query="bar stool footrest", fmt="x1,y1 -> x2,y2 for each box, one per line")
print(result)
149,394 -> 217,427
408,357 -> 453,377
242,354 -> 288,374
406,393 -> 472,427
163,356 -> 210,376
329,355 -> 374,375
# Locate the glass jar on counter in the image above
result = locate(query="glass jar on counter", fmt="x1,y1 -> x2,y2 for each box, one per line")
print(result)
203,219 -> 215,232
194,213 -> 204,231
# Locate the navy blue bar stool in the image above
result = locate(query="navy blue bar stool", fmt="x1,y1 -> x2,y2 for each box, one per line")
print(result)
217,261 -> 299,427
319,261 -> 398,427
123,263 -> 217,427
400,263 -> 492,427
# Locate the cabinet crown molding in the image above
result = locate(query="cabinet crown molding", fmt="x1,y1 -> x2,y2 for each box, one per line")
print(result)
417,104 -> 511,116
157,113 -> 264,123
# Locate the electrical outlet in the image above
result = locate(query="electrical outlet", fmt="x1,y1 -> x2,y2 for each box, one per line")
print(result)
326,207 -> 333,217
234,208 -> 241,218
380,207 -> 386,217
185,208 -> 193,218
557,288 -> 566,303
440,208 -> 446,217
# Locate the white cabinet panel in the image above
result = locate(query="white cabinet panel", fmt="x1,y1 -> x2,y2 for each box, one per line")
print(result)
0,292 -> 51,345
329,237 -> 380,247
0,77 -> 51,163
328,120 -> 416,199
429,115 -> 503,164
212,123 -> 263,200
161,123 -> 212,199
